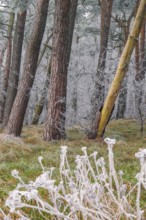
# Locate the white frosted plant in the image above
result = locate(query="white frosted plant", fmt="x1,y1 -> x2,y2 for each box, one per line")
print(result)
1,138 -> 146,219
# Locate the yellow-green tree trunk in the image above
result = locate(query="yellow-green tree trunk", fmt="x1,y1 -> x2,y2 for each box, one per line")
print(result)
98,0 -> 146,137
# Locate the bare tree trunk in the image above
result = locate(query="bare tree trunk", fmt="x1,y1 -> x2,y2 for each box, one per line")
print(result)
0,12 -> 15,123
97,0 -> 146,137
5,0 -> 50,136
136,22 -> 146,80
43,0 -> 78,141
135,21 -> 146,134
89,0 -> 113,139
116,1 -> 138,119
31,33 -> 53,125
67,0 -> 78,64
95,0 -> 113,102
32,60 -> 51,125
140,22 -> 145,62
135,39 -> 140,76
3,8 -> 27,127
37,32 -> 52,68
116,77 -> 127,119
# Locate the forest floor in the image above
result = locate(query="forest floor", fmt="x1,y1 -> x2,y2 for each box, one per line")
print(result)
0,119 -> 146,217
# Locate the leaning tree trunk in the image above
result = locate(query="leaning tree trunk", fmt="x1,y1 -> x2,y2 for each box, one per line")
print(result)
0,12 -> 15,123
97,0 -> 146,137
89,0 -> 113,139
5,0 -> 50,136
43,0 -> 78,141
3,6 -> 27,127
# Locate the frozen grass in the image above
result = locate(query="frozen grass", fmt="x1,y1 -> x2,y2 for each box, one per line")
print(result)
0,119 -> 145,219
1,138 -> 146,219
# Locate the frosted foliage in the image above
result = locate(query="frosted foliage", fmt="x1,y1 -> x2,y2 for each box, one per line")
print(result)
1,138 -> 146,219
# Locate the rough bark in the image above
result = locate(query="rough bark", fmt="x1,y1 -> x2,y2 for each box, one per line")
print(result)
98,0 -> 146,137
43,0 -> 78,141
89,0 -> 113,138
3,9 -> 27,127
6,0 -> 49,136
0,12 -> 15,123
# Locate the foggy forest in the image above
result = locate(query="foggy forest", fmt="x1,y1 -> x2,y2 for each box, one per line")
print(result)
0,0 -> 146,219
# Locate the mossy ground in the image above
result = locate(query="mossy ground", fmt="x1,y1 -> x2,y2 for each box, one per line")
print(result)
0,119 -> 146,218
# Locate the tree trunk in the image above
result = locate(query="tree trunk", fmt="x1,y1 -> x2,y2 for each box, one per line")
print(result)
89,0 -> 113,138
3,8 -> 27,127
43,0 -> 78,141
95,0 -> 113,102
5,0 -> 50,136
32,60 -> 51,125
37,32 -> 52,68
116,1 -> 139,119
67,0 -> 78,64
135,21 -> 146,134
135,39 -> 140,76
116,77 -> 127,119
31,33 -> 53,125
136,22 -> 146,81
97,0 -> 146,137
0,12 -> 15,123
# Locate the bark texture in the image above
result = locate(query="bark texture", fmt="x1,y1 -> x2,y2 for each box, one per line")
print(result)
43,0 -> 78,141
98,0 -> 146,137
6,0 -> 49,136
3,9 -> 27,126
